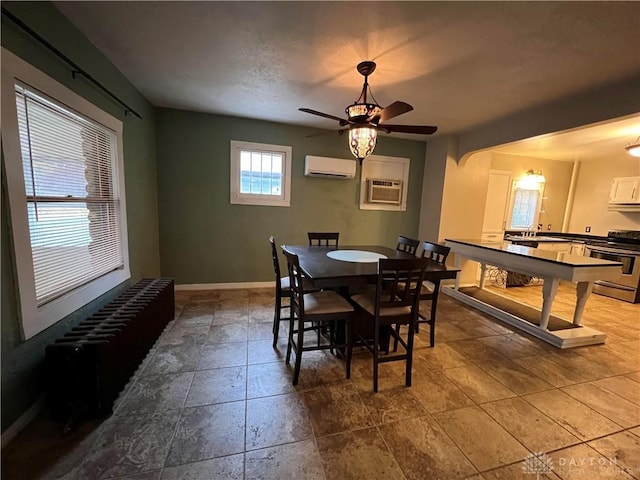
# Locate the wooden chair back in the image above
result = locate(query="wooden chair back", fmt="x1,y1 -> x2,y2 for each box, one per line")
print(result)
421,241 -> 451,265
395,235 -> 420,255
308,232 -> 339,247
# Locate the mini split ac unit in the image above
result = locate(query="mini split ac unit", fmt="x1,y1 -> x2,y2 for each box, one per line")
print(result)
367,179 -> 403,204
304,155 -> 356,179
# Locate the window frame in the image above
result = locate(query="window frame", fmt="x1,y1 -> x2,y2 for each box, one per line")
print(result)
506,181 -> 545,231
229,140 -> 292,207
1,48 -> 130,340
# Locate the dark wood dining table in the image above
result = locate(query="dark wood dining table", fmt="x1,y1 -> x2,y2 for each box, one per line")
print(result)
282,245 -> 460,350
282,244 -> 459,292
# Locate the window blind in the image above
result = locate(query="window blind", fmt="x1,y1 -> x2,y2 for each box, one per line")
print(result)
15,84 -> 124,306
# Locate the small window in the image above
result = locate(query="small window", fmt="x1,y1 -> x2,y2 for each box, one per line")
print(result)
508,182 -> 544,230
510,188 -> 540,228
2,49 -> 130,339
230,140 -> 291,206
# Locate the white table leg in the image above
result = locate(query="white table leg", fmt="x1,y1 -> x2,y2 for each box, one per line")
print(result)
454,255 -> 462,290
478,262 -> 487,289
540,277 -> 559,330
573,281 -> 593,326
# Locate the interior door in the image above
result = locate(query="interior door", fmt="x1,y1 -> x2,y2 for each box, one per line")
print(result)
481,170 -> 512,240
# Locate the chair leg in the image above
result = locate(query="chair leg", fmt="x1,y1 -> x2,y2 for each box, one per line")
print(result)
373,323 -> 380,393
406,321 -> 416,388
430,296 -> 439,348
345,317 -> 352,380
292,318 -> 305,386
272,294 -> 281,347
285,305 -> 294,364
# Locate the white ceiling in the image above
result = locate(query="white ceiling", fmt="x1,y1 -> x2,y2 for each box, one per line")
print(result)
54,1 -> 640,161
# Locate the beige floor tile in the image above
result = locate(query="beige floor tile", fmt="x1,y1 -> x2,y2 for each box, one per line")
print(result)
245,393 -> 313,451
443,365 -> 516,403
356,382 -> 427,424
411,369 -> 475,413
595,376 -> 640,406
447,338 -> 510,364
415,342 -> 472,370
379,415 -> 478,479
247,361 -> 296,398
588,431 -> 640,479
433,406 -> 529,472
549,443 -> 635,479
160,454 -> 244,479
247,339 -> 288,365
166,402 -> 245,466
561,382 -> 640,428
197,342 -> 248,369
301,382 -> 373,436
626,372 -> 640,383
317,428 -> 406,480
477,334 -> 542,358
523,389 -> 623,441
245,440 -> 325,480
512,355 -> 590,387
478,358 -> 554,395
480,397 -> 580,453
481,461 -> 557,479
186,366 -> 246,407
206,323 -> 248,343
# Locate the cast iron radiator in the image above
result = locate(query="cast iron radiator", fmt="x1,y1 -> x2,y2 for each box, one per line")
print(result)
45,278 -> 175,426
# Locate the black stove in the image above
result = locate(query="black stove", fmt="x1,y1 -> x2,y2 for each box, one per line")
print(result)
586,230 -> 640,253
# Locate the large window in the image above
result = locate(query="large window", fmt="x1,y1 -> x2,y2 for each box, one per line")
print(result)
2,49 -> 130,339
230,140 -> 291,207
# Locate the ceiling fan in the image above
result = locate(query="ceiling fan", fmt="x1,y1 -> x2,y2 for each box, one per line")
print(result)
299,60 -> 438,163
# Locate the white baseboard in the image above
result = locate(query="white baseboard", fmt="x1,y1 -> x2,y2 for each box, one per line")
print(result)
1,394 -> 45,449
176,281 -> 274,291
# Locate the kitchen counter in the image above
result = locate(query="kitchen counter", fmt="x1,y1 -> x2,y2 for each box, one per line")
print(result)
443,238 -> 623,348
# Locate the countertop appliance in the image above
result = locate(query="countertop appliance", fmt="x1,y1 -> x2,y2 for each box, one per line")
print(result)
585,230 -> 640,303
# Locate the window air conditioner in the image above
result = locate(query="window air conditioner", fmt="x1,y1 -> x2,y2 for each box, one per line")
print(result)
304,155 -> 356,179
367,179 -> 402,204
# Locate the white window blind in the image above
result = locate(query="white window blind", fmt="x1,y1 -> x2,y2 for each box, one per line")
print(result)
15,84 -> 124,306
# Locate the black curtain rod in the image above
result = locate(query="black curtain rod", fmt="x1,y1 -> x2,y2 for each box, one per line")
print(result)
1,7 -> 143,120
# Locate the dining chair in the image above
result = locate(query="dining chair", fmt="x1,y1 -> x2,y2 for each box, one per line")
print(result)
269,236 -> 320,348
350,257 -> 429,392
395,235 -> 420,255
413,241 -> 451,346
281,246 -> 354,386
308,232 -> 339,247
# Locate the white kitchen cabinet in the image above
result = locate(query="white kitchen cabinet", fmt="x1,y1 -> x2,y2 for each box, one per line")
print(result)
536,242 -> 572,253
569,242 -> 585,256
609,177 -> 640,204
481,170 -> 512,239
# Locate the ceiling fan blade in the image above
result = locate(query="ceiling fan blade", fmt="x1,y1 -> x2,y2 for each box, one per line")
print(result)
382,124 -> 438,135
299,108 -> 350,125
374,101 -> 413,124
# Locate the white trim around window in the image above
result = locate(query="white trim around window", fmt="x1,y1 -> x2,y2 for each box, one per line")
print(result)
230,140 -> 292,207
1,48 -> 130,340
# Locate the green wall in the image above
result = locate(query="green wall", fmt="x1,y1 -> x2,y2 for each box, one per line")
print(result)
156,108 -> 427,284
1,2 -> 160,431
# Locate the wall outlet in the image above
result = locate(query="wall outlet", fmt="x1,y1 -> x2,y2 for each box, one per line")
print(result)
585,226 -> 591,233
547,224 -> 551,230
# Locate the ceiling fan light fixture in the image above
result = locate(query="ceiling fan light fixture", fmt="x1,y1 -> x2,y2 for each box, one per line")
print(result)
346,103 -> 381,121
625,137 -> 640,157
349,125 -> 377,163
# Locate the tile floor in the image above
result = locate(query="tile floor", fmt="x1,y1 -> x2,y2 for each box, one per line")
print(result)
2,284 -> 640,479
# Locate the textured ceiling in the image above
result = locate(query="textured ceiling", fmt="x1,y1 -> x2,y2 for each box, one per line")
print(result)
54,1 -> 640,161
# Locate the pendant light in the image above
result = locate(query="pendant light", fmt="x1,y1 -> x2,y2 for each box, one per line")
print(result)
348,126 -> 377,162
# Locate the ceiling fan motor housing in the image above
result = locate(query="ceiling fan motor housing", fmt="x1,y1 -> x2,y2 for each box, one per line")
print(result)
346,103 -> 382,123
